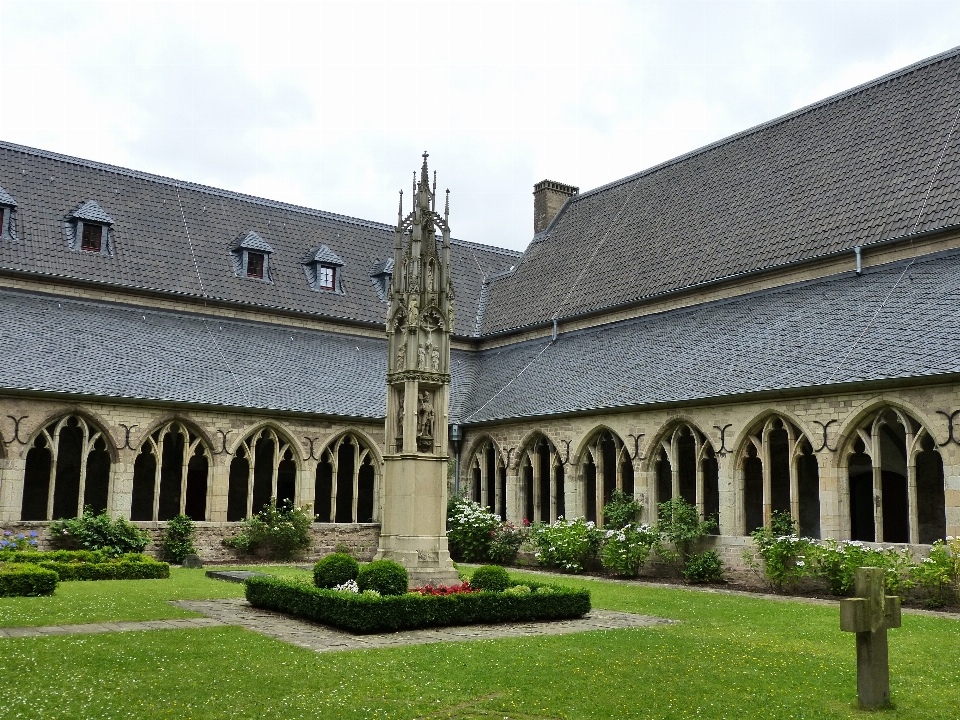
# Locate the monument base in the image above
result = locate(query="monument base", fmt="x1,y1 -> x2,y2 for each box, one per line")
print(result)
376,454 -> 461,589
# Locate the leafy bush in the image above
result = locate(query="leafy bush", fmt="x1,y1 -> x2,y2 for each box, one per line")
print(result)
313,553 -> 360,589
356,560 -> 408,596
602,489 -> 642,529
470,565 -> 510,592
600,523 -> 659,577
655,498 -> 717,570
812,539 -> 914,596
50,507 -> 150,556
532,517 -> 603,573
0,564 -> 58,596
446,496 -> 500,562
159,514 -> 198,564
0,549 -> 110,564
683,550 -> 725,583
223,499 -> 313,560
0,530 -> 39,551
909,537 -> 960,607
748,512 -> 815,592
488,523 -> 525,565
245,575 -> 591,634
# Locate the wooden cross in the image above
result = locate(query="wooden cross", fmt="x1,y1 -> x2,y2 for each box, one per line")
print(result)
840,566 -> 902,709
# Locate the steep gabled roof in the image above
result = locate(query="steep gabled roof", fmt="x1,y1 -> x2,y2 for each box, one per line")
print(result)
231,230 -> 274,253
302,244 -> 344,265
70,200 -> 114,225
0,142 -> 519,336
480,46 -> 960,335
0,184 -> 16,206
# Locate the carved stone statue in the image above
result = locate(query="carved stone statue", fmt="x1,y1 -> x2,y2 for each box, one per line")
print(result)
448,299 -> 455,329
417,344 -> 427,370
417,390 -> 435,440
431,345 -> 440,372
408,297 -> 419,327
427,263 -> 435,291
396,396 -> 405,449
396,343 -> 405,371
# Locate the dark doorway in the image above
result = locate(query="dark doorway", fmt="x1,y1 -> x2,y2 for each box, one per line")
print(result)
227,449 -> 250,522
849,439 -> 874,541
797,442 -> 821,538
357,457 -> 375,523
743,444 -> 763,534
158,429 -> 185,521
315,454 -> 333,522
131,446 -> 157,521
485,446 -> 496,513
276,449 -> 296,507
656,447 -> 672,506
677,429 -> 697,505
252,433 -> 276,516
878,420 -> 909,543
21,435 -> 52,521
185,446 -> 208,521
768,421 -> 791,515
702,448 -> 720,534
52,418 -> 83,519
523,460 -> 534,524
916,435 -> 946,544
83,437 -> 111,516
537,442 -> 551,523
584,456 -> 597,524
336,440 -> 356,522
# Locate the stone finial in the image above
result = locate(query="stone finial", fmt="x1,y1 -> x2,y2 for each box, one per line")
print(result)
840,566 -> 902,709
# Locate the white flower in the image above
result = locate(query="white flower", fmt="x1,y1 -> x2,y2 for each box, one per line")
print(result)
334,579 -> 359,593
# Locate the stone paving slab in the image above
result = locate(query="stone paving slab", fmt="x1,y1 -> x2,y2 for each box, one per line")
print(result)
205,570 -> 272,583
172,598 -> 673,653
0,617 -> 225,639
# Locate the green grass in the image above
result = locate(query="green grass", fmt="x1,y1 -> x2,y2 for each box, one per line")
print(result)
0,568 -> 957,718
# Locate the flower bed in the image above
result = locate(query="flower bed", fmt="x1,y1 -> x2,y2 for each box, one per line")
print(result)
0,550 -> 169,581
245,575 -> 591,634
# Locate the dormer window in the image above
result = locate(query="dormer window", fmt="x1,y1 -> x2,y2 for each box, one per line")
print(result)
247,251 -> 265,278
66,200 -> 114,255
230,231 -> 274,282
0,183 -> 18,241
369,257 -> 394,301
81,223 -> 102,252
302,245 -> 344,293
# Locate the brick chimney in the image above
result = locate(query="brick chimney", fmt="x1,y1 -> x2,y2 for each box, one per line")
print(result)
533,180 -> 578,234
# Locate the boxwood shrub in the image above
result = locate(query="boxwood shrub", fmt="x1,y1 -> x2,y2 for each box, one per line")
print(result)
0,551 -> 169,581
246,575 -> 591,634
356,559 -> 408,596
313,553 -> 359,589
0,564 -> 58,596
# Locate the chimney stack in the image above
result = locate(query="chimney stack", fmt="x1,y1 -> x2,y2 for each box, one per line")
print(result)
533,179 -> 578,234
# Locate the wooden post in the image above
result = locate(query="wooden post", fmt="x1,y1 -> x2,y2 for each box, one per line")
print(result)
840,567 -> 902,709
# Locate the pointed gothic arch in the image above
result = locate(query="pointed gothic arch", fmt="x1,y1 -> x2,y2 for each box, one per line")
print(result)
577,427 -> 634,525
226,425 -> 301,521
517,433 -> 564,524
733,413 -> 820,536
130,420 -> 212,521
645,420 -> 719,531
466,436 -> 506,519
314,431 -> 380,524
21,413 -> 113,520
839,406 -> 945,544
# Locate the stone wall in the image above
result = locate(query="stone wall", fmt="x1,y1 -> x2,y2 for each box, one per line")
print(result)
2,520 -> 381,564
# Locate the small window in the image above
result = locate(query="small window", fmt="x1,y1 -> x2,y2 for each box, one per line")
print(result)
81,224 -> 103,252
247,252 -> 265,278
318,265 -> 335,290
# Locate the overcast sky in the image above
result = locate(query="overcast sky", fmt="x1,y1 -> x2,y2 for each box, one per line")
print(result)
1,1 -> 959,251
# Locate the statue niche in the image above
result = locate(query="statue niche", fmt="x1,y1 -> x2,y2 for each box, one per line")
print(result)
417,390 -> 435,452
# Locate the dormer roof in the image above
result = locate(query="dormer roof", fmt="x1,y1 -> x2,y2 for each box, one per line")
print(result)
70,200 -> 113,225
302,244 -> 343,266
370,257 -> 394,276
231,231 -> 274,253
0,184 -> 16,207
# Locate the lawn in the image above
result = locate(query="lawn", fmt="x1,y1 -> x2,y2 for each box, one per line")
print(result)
0,568 -> 956,719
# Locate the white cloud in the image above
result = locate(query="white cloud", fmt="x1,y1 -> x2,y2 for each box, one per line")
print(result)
1,0 -> 959,250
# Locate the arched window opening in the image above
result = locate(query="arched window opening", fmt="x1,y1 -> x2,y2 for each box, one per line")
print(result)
466,439 -> 504,516
316,433 -> 379,524
277,449 -> 297,507
797,441 -> 821,538
519,435 -> 563,524
485,444 -> 497,515
768,420 -> 791,516
656,447 -> 672,506
131,423 -> 210,522
498,463 -> 507,520
702,445 -> 720,534
252,432 -> 277,515
584,452 -> 597,524
21,415 -> 112,521
676,428 -> 697,505
579,430 -> 633,525
916,434 -> 946,544
743,443 -> 763,534
849,438 -> 874,541
227,447 -> 250,522
21,435 -> 51,521
315,451 -> 333,522
537,441 -> 551,523
738,415 -> 817,536
522,455 -> 535,523
471,463 -> 482,504
621,455 -> 635,498
846,408 -> 942,544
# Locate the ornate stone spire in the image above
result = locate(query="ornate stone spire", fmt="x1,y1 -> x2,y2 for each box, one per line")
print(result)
376,153 -> 459,587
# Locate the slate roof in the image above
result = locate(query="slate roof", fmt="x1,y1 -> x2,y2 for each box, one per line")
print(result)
0,184 -> 16,206
231,231 -> 274,253
459,248 -> 960,424
303,245 -> 344,266
70,200 -> 114,225
0,141 -> 520,336
479,46 -> 960,335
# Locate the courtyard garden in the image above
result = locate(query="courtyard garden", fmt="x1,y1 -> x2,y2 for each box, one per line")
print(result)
0,562 -> 956,719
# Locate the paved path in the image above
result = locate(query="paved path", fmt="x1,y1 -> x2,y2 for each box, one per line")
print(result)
0,598 -> 671,651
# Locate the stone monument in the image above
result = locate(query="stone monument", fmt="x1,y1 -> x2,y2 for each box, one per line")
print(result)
840,566 -> 902,709
374,152 -> 460,588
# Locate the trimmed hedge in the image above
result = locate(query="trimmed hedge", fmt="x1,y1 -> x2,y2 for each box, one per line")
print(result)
246,575 -> 591,634
0,564 -> 58,597
0,551 -> 169,581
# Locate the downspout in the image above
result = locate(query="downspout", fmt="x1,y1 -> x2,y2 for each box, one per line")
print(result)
854,246 -> 862,275
450,424 -> 462,496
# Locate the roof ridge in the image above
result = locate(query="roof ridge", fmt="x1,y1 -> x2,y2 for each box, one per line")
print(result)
576,44 -> 960,201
